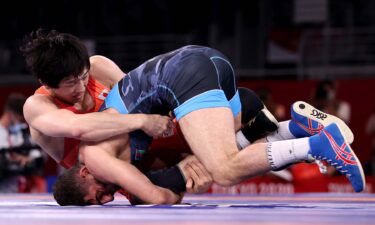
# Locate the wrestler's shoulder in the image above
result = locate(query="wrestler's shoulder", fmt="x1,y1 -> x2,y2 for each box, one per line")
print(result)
24,94 -> 57,112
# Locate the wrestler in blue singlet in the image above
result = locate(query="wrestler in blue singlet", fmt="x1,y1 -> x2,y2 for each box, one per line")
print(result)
100,45 -> 241,164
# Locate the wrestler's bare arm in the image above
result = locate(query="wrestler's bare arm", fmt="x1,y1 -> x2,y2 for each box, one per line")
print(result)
80,140 -> 181,204
24,96 -> 172,142
127,155 -> 214,205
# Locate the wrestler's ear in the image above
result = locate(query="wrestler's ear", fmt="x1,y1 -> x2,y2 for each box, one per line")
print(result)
79,166 -> 90,178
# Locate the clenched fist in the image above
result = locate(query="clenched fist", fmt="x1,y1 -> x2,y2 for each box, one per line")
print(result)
140,114 -> 175,138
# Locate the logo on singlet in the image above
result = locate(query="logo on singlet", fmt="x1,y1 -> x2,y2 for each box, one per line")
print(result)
98,89 -> 109,100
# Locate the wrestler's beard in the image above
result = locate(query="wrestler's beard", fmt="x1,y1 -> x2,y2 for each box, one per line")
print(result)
107,184 -> 121,195
97,180 -> 120,195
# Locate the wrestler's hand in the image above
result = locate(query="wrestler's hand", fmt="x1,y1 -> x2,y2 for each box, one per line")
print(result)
179,155 -> 213,194
141,114 -> 174,138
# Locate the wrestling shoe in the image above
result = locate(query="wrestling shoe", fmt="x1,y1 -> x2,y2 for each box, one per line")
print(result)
308,123 -> 365,192
290,101 -> 354,144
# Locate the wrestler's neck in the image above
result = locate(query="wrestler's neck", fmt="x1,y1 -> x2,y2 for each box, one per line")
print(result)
52,90 -> 94,112
74,91 -> 94,111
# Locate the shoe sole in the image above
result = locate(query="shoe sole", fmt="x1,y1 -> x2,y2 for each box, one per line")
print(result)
348,145 -> 366,192
260,106 -> 279,127
326,125 -> 366,192
245,106 -> 279,128
293,101 -> 354,144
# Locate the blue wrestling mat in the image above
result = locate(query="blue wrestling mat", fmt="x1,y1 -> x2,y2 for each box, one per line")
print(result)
0,193 -> 374,225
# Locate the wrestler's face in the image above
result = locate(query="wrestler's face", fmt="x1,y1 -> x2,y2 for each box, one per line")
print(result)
83,176 -> 117,205
49,69 -> 89,105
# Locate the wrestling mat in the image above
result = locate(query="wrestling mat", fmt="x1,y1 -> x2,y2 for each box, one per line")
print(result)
0,193 -> 374,225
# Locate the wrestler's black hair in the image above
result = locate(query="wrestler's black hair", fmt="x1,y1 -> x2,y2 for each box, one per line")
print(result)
53,162 -> 88,206
20,29 -> 90,88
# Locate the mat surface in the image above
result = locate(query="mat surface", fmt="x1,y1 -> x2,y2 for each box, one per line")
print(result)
0,193 -> 374,225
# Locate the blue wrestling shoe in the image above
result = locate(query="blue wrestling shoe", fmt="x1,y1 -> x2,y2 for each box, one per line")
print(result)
308,123 -> 365,192
290,101 -> 354,144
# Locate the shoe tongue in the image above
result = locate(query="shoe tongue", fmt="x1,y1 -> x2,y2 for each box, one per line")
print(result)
306,153 -> 315,162
304,155 -> 328,174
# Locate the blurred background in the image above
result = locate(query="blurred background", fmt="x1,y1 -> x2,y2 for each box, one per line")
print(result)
0,0 -> 374,194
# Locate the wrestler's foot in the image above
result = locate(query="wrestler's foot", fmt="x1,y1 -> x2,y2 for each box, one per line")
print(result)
289,101 -> 354,144
308,123 -> 365,192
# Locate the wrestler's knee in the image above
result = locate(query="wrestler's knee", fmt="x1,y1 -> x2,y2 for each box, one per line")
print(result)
208,163 -> 237,187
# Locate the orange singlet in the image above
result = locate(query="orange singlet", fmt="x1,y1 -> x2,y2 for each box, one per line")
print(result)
35,76 -> 109,169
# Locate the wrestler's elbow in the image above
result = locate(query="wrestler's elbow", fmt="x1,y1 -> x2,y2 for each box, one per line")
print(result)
68,126 -> 86,140
209,165 -> 238,187
149,188 -> 173,205
153,195 -> 168,205
149,191 -> 167,205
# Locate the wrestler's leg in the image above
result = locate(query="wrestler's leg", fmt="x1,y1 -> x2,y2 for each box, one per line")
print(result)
178,107 -> 271,186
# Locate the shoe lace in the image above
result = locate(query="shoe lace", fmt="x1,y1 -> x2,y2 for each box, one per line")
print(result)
315,160 -> 327,174
313,156 -> 351,177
